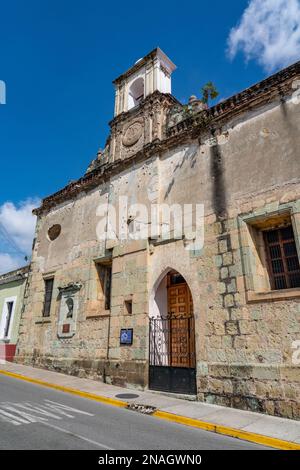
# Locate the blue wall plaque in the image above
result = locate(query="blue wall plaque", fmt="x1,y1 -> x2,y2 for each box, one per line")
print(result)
120,328 -> 133,345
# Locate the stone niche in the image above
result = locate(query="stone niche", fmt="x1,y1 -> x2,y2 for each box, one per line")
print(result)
57,283 -> 82,339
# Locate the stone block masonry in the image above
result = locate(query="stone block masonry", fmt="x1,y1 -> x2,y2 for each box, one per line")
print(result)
15,51 -> 300,419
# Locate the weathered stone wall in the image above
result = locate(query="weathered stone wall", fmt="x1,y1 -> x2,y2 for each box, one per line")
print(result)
17,188 -> 110,378
16,78 -> 300,418
196,205 -> 300,419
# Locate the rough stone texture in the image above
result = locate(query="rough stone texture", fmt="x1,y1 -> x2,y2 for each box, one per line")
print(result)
15,57 -> 300,419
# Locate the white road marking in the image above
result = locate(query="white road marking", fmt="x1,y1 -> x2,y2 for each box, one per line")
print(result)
0,408 -> 29,425
7,403 -> 63,420
44,400 -> 94,416
0,397 -> 112,449
1,405 -> 47,423
0,399 -> 94,426
40,421 -> 114,450
0,400 -> 112,449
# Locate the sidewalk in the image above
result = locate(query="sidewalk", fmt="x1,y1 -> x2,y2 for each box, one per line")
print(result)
0,361 -> 299,450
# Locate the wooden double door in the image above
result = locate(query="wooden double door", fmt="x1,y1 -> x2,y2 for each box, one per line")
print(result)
167,273 -> 195,368
149,271 -> 196,394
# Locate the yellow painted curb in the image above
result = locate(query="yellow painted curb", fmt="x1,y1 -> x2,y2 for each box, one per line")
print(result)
0,369 -> 127,408
1,368 -> 300,450
153,410 -> 300,450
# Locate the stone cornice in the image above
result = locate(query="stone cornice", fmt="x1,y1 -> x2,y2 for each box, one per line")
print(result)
109,91 -> 179,128
113,48 -> 158,85
168,60 -> 300,138
58,282 -> 82,294
34,60 -> 300,217
113,47 -> 176,85
0,265 -> 29,285
33,139 -> 166,216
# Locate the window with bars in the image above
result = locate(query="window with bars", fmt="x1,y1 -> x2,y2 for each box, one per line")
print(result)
104,266 -> 112,311
95,263 -> 112,311
43,278 -> 54,317
263,225 -> 300,290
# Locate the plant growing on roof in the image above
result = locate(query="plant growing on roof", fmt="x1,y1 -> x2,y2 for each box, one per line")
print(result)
181,104 -> 194,118
200,82 -> 219,105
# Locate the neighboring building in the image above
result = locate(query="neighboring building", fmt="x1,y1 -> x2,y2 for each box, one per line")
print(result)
16,49 -> 300,419
0,266 -> 29,361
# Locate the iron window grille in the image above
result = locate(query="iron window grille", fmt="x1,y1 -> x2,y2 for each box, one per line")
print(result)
264,225 -> 300,290
43,278 -> 54,317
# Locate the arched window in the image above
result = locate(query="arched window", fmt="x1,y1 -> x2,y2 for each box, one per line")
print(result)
128,77 -> 144,110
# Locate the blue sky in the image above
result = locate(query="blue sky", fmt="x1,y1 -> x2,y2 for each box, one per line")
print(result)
0,0 -> 300,272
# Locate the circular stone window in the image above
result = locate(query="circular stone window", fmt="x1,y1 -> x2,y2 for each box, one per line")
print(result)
48,224 -> 61,241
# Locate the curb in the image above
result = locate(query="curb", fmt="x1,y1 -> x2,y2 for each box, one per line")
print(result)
1,368 -> 299,450
153,410 -> 300,450
0,369 -> 127,408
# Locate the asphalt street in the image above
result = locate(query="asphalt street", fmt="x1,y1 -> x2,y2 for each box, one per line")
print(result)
0,374 -> 269,450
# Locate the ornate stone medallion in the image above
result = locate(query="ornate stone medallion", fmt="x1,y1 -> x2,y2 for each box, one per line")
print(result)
122,121 -> 143,147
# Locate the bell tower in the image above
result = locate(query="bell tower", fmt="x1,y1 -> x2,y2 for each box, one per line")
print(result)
113,48 -> 176,116
109,48 -> 177,163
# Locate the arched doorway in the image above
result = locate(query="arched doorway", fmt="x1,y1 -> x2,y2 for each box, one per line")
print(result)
149,270 -> 196,394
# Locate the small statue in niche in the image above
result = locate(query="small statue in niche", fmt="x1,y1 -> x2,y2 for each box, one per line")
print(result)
66,297 -> 74,319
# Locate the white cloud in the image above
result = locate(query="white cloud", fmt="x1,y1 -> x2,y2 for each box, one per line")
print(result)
227,0 -> 300,72
0,253 -> 25,275
0,198 -> 40,274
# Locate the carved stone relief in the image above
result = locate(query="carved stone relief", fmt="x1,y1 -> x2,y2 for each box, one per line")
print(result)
57,283 -> 82,338
118,117 -> 145,160
122,121 -> 143,147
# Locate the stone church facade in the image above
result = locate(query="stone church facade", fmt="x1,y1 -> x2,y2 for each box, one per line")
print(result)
16,49 -> 300,419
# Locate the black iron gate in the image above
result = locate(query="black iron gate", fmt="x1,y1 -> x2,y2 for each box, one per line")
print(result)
149,315 -> 196,394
